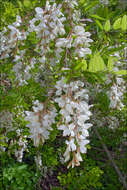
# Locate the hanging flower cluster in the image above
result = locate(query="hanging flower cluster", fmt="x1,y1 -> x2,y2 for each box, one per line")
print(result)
0,16 -> 27,60
25,100 -> 57,147
24,77 -> 93,168
29,2 -> 66,65
0,0 -> 93,86
14,129 -> 28,162
106,51 -> 126,110
54,77 -> 93,168
107,77 -> 125,110
34,153 -> 42,168
0,111 -> 13,131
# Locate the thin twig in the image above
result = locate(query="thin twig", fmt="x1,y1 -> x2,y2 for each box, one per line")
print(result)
94,128 -> 127,190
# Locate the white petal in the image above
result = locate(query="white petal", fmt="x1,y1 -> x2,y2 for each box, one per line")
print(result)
63,129 -> 70,136
80,145 -> 87,153
75,152 -> 83,162
35,7 -> 43,14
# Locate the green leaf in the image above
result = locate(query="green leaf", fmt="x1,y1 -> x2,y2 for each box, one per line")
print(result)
113,18 -> 122,30
90,14 -> 105,21
79,0 -> 86,4
0,135 -> 6,140
18,165 -> 27,170
18,1 -> 23,8
84,1 -> 98,11
104,20 -> 111,32
121,15 -> 127,31
95,20 -> 103,30
23,0 -> 31,8
74,61 -> 83,70
82,60 -> 87,71
107,57 -> 114,71
89,53 -> 106,72
74,59 -> 87,71
114,70 -> 127,75
0,141 -> 8,147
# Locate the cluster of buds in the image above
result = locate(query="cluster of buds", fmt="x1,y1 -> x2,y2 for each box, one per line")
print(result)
54,77 -> 92,168
25,100 -> 57,147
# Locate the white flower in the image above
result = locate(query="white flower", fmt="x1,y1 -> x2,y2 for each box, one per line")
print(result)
83,123 -> 93,129
16,16 -> 22,23
56,38 -> 66,48
35,7 -> 43,15
39,56 -> 46,63
25,100 -> 57,147
59,27 -> 65,35
66,139 -> 77,151
8,25 -> 17,32
77,115 -> 90,126
55,97 -> 65,107
65,104 -> 73,114
14,16 -> 22,27
108,82 -> 125,110
55,78 -> 92,167
76,48 -> 91,57
58,124 -> 75,136
60,109 -> 69,117
45,1 -> 51,11
35,153 -> 42,168
63,146 -> 70,162
74,26 -> 85,35
74,89 -> 88,99
55,89 -> 62,96
80,144 -> 87,153
75,152 -> 83,162
65,115 -> 72,123
33,103 -> 43,112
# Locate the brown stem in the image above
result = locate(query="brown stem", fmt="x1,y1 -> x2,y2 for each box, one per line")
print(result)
94,128 -> 127,190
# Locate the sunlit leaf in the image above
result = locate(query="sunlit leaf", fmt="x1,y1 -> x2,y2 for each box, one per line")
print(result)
95,20 -> 103,30
82,60 -> 87,71
23,0 -> 31,8
104,20 -> 111,32
107,57 -> 114,71
114,70 -> 127,75
121,15 -> 127,31
89,53 -> 106,72
113,18 -> 122,30
74,59 -> 87,71
91,14 -> 105,21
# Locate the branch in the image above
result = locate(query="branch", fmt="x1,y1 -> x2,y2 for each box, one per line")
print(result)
94,128 -> 127,190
